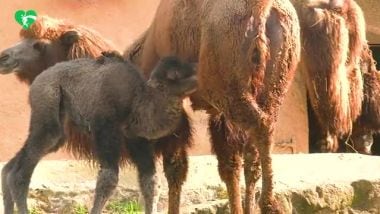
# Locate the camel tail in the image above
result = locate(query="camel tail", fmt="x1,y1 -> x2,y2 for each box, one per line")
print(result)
302,8 -> 353,136
245,0 -> 274,94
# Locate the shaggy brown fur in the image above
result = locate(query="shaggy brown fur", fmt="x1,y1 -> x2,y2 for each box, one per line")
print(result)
292,0 -> 366,152
20,16 -> 114,60
208,114 -> 259,213
125,0 -> 301,213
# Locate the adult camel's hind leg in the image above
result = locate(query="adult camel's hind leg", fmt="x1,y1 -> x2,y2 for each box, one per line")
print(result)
90,121 -> 121,214
214,3 -> 298,213
252,129 -> 282,213
243,142 -> 261,214
209,114 -> 260,214
2,116 -> 65,214
126,138 -> 160,214
254,4 -> 299,212
209,114 -> 244,214
158,113 -> 192,214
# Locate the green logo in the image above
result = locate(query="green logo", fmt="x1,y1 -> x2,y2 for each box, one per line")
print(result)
15,10 -> 38,29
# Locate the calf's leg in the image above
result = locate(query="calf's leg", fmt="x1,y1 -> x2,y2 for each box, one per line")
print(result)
2,119 -> 64,214
126,138 -> 160,214
90,122 -> 121,214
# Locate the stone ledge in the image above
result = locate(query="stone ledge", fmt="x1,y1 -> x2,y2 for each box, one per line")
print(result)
1,154 -> 380,213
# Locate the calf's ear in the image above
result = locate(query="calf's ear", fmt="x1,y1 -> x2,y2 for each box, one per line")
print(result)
60,31 -> 80,46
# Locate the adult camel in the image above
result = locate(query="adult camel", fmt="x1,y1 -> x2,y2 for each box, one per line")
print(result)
125,0 -> 301,212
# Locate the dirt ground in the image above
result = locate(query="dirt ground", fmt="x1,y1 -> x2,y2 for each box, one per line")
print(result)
1,154 -> 380,213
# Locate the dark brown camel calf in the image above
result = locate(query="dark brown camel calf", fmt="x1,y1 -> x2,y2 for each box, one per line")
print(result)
0,16 -> 193,213
1,53 -> 197,214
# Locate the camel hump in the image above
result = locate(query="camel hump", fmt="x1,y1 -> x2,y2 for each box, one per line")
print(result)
96,51 -> 124,64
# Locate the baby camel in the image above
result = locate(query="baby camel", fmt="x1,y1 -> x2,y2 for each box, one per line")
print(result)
1,52 -> 197,214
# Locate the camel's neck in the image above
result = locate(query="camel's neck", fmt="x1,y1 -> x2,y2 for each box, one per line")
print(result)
15,60 -> 51,85
15,70 -> 41,85
125,86 -> 183,140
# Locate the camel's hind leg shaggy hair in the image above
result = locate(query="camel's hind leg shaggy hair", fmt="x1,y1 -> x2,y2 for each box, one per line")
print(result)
209,114 -> 260,213
243,141 -> 261,213
197,1 -> 300,212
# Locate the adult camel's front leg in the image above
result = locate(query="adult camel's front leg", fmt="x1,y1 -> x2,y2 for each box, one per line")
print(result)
156,112 -> 192,214
162,146 -> 188,214
209,114 -> 244,214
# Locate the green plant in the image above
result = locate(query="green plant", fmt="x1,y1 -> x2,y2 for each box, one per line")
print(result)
29,206 -> 43,214
208,185 -> 228,199
106,199 -> 143,214
73,204 -> 88,214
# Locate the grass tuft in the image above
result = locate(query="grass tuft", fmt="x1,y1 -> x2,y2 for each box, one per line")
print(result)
106,199 -> 143,214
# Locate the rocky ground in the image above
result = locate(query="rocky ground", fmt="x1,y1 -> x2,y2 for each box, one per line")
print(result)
1,154 -> 380,213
